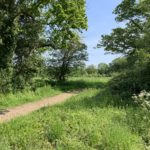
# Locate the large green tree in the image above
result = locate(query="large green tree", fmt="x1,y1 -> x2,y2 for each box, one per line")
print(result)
0,0 -> 87,92
98,0 -> 150,96
47,34 -> 88,81
45,0 -> 87,81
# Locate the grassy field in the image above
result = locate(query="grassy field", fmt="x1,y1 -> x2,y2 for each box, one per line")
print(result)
0,77 -> 146,149
0,77 -> 110,109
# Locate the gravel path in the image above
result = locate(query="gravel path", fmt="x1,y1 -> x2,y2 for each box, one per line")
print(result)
0,92 -> 77,123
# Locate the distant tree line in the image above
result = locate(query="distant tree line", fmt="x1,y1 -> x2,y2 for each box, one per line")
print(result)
70,57 -> 128,77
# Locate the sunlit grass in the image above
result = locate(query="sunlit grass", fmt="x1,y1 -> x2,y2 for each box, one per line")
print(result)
0,77 -> 110,109
0,86 -> 61,109
0,77 -> 145,149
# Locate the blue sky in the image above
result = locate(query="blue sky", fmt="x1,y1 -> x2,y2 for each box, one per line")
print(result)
84,0 -> 122,66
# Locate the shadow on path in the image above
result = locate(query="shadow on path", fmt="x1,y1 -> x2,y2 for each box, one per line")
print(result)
0,109 -> 9,115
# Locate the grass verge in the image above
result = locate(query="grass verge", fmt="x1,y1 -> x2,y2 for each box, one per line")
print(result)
0,77 -> 110,109
0,86 -> 61,109
0,77 -> 145,149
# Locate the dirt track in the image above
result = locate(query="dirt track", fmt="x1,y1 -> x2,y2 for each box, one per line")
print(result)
0,92 -> 77,123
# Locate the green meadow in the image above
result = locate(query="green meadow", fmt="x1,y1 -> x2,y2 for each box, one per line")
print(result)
0,77 -> 146,150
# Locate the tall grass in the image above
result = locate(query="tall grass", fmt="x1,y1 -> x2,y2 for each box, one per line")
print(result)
0,77 -> 110,109
0,77 -> 145,149
0,86 -> 61,108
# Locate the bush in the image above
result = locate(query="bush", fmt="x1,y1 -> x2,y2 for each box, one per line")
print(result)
0,69 -> 12,93
109,67 -> 150,99
126,91 -> 150,149
132,90 -> 150,111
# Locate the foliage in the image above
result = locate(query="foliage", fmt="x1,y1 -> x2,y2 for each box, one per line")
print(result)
126,90 -> 150,148
47,35 -> 88,81
133,90 -> 150,111
86,65 -> 97,75
98,0 -> 150,96
70,63 -> 87,77
0,0 -> 87,93
97,63 -> 110,76
109,57 -> 128,73
0,69 -> 12,93
108,64 -> 150,98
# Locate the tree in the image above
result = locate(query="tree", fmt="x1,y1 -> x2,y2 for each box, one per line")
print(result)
86,65 -> 97,75
47,35 -> 88,81
0,0 -> 48,92
45,0 -> 88,81
97,0 -> 150,96
98,63 -> 109,75
0,0 -> 88,92
109,57 -> 128,73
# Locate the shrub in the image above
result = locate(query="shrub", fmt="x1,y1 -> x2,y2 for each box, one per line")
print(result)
109,67 -> 150,99
0,69 -> 12,93
132,90 -> 150,111
126,91 -> 150,149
